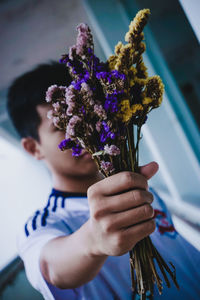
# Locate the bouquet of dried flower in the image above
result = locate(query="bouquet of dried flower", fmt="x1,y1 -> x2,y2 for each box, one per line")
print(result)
45,8 -> 179,299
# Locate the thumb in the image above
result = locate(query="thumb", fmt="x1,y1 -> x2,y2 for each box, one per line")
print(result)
138,161 -> 159,180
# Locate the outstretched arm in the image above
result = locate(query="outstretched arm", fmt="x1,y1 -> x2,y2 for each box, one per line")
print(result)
40,162 -> 158,289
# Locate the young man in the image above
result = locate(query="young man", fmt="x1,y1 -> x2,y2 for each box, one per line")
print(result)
7,62 -> 200,300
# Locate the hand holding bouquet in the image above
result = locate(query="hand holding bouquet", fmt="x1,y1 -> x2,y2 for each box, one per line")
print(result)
46,9 -> 179,299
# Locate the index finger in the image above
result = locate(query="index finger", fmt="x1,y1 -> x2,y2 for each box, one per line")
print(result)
89,171 -> 148,197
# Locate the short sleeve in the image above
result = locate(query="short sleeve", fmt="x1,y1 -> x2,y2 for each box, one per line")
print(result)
17,210 -> 72,297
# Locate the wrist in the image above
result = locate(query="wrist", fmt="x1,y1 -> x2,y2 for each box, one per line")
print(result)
82,220 -> 108,260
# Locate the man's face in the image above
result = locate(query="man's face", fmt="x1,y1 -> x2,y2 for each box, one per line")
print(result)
36,104 -> 99,178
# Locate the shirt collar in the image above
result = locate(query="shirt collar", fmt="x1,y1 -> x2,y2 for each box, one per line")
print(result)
50,188 -> 87,199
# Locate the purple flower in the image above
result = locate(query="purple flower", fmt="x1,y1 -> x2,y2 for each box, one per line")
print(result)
99,121 -> 116,143
100,132 -> 107,143
72,144 -> 82,156
79,106 -> 86,115
59,55 -> 70,64
96,71 -> 107,80
104,94 -> 118,113
111,70 -> 126,81
58,138 -> 73,151
109,132 -> 116,139
104,144 -> 120,156
102,121 -> 110,132
87,47 -> 93,54
72,80 -> 82,91
83,71 -> 90,81
96,70 -> 125,84
91,54 -> 106,73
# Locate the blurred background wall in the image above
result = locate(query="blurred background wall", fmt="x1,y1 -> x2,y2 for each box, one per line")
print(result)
0,0 -> 199,299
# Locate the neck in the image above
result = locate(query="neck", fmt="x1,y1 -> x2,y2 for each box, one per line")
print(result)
51,172 -> 103,194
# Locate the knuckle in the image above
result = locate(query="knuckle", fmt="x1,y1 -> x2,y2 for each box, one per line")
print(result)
102,218 -> 112,234
92,208 -> 101,220
113,233 -> 123,250
142,177 -> 148,190
91,200 -> 105,220
87,185 -> 95,201
87,183 -> 101,201
132,189 -> 142,203
123,172 -> 133,186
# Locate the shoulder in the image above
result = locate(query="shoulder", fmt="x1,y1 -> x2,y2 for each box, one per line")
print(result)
23,194 -> 68,237
17,191 -> 89,255
17,194 -> 69,256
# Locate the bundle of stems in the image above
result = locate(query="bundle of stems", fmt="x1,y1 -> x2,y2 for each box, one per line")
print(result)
92,119 -> 179,299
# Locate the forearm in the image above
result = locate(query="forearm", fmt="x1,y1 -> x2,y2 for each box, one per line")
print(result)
40,220 -> 108,289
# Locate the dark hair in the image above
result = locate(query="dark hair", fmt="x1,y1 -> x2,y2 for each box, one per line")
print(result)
7,61 -> 71,141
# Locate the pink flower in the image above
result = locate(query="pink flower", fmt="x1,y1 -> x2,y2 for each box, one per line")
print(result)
81,82 -> 93,97
52,102 -> 60,111
104,144 -> 120,156
52,116 -> 59,127
76,23 -> 92,57
66,106 -> 74,116
94,104 -> 107,120
46,85 -> 66,103
46,85 -> 58,103
101,161 -> 115,173
66,115 -> 82,137
96,121 -> 101,132
65,85 -> 76,104
77,23 -> 90,32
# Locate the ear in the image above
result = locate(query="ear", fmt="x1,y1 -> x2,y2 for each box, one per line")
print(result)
21,137 -> 44,160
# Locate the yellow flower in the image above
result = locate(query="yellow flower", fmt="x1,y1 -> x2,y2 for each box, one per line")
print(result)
136,60 -> 148,79
125,9 -> 150,43
128,66 -> 137,87
115,41 -> 123,55
145,75 -> 164,107
129,66 -> 137,76
130,79 -> 135,87
134,77 -> 147,85
107,55 -> 117,70
142,97 -> 153,105
118,99 -> 132,123
115,43 -> 134,73
131,104 -> 143,115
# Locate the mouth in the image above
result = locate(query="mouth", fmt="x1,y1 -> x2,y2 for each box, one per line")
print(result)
79,150 -> 93,159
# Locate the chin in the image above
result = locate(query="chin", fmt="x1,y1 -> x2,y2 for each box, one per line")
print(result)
82,165 -> 99,176
79,162 -> 99,176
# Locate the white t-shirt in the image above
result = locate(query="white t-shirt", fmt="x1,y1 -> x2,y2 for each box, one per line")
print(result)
17,187 -> 200,300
